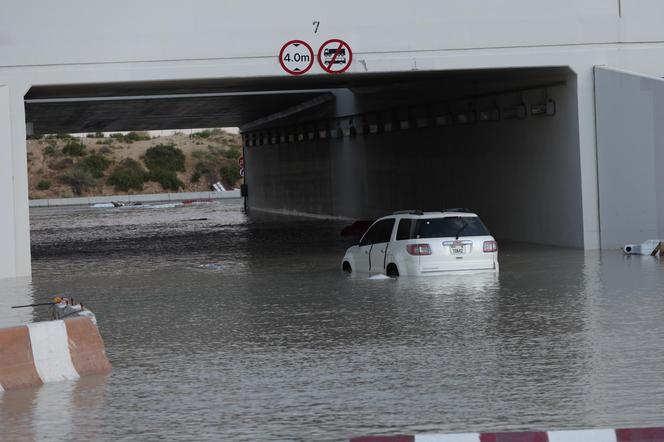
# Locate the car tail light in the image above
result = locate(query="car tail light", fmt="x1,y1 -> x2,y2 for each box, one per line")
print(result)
483,240 -> 498,253
407,244 -> 432,255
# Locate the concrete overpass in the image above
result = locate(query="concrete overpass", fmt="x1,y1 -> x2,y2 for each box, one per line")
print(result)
3,0 -> 664,278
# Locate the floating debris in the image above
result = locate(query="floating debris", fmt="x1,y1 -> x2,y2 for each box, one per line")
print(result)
623,239 -> 662,256
197,263 -> 224,270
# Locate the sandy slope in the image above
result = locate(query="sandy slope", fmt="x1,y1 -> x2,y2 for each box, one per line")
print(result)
27,130 -> 242,199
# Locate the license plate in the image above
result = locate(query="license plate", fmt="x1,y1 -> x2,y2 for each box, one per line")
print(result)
450,241 -> 465,255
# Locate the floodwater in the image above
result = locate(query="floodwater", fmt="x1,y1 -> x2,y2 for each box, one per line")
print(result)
2,198 -> 664,441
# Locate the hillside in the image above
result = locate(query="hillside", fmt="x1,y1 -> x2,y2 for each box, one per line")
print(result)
26,129 -> 242,199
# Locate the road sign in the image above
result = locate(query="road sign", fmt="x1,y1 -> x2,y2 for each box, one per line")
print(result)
239,167 -> 245,177
238,156 -> 244,168
317,39 -> 352,74
279,40 -> 314,75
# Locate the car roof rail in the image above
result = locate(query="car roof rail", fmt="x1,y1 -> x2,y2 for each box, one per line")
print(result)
442,207 -> 473,213
392,210 -> 424,215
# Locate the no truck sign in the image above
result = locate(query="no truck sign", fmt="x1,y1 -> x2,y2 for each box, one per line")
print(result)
317,39 -> 352,74
278,40 -> 314,75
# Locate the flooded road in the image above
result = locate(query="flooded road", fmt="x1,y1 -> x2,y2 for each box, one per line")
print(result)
2,199 -> 664,441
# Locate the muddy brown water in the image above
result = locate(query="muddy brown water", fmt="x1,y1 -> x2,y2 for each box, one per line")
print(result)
1,199 -> 664,441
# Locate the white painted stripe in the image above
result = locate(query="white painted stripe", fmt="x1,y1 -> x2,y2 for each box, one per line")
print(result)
548,429 -> 617,442
416,433 -> 480,442
27,320 -> 80,383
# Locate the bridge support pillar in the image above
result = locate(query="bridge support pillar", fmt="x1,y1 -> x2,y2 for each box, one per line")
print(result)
0,84 -> 31,279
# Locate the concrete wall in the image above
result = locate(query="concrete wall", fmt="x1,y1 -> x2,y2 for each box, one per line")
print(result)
595,66 -> 664,248
29,190 -> 241,208
247,79 -> 584,248
0,1 -> 627,67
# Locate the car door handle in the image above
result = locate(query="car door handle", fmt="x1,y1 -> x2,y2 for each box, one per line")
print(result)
364,250 -> 369,254
379,249 -> 384,253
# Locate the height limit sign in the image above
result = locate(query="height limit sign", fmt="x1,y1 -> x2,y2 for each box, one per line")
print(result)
279,40 -> 314,75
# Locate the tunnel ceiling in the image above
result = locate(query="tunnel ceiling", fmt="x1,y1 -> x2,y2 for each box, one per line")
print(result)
25,67 -> 572,134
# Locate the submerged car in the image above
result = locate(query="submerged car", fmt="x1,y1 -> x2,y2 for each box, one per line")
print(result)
341,210 -> 498,276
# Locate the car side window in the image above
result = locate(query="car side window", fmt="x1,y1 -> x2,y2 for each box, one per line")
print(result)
374,218 -> 395,244
360,218 -> 395,246
396,218 -> 413,240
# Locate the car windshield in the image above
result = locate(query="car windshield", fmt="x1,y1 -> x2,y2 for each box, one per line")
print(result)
413,216 -> 489,239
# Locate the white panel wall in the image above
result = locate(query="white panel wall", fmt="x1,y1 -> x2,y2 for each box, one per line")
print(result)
621,0 -> 664,42
595,66 -> 664,248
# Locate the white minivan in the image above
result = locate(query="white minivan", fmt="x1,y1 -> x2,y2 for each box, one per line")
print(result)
341,210 -> 498,276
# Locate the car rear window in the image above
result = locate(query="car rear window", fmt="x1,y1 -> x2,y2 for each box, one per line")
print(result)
409,216 -> 489,239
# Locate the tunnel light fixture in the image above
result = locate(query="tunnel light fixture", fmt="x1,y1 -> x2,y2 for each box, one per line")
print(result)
435,114 -> 453,126
288,131 -> 295,143
315,122 -> 326,139
364,114 -> 379,134
455,111 -> 476,125
416,117 -> 430,128
531,99 -> 556,116
397,110 -> 410,131
339,120 -> 348,137
381,111 -> 394,133
502,104 -> 527,120
478,108 -> 500,122
335,121 -> 343,139
306,125 -> 316,140
347,119 -> 357,137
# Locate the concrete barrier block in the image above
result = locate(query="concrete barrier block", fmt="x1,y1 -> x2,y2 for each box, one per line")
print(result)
47,196 -> 89,206
30,190 -> 242,208
28,199 -> 50,207
128,193 -> 165,203
28,320 -> 80,383
0,318 -> 111,391
0,325 -> 43,390
64,317 -> 112,376
88,195 -> 130,204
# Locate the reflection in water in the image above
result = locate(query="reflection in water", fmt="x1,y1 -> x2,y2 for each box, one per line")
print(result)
0,375 -> 107,442
0,200 -> 663,440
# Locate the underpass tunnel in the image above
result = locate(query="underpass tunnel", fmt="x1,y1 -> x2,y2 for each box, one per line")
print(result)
24,66 -> 582,248
241,67 -> 583,248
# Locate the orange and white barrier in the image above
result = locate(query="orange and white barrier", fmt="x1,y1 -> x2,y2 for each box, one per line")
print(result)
0,317 -> 111,391
351,427 -> 664,442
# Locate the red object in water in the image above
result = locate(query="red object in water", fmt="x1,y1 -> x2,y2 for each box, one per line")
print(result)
480,432 -> 549,442
616,427 -> 664,441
